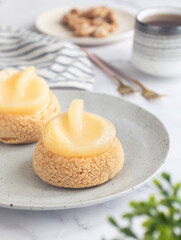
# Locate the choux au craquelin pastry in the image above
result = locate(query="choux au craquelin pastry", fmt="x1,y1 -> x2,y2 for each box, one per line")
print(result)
0,66 -> 60,144
33,99 -> 124,188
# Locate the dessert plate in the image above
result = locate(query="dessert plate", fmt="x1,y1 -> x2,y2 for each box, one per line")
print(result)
0,90 -> 169,210
35,7 -> 135,46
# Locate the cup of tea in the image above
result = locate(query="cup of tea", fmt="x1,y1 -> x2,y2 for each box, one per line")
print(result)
131,7 -> 181,77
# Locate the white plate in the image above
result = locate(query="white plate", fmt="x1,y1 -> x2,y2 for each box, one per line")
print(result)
0,90 -> 169,210
35,7 -> 135,46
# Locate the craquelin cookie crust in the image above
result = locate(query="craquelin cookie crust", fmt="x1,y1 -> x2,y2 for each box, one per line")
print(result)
0,91 -> 60,144
33,138 -> 124,188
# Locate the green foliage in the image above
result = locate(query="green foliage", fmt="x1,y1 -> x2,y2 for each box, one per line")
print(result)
107,173 -> 181,240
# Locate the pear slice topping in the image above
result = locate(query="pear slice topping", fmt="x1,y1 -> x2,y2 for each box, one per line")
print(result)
15,66 -> 36,98
68,99 -> 84,135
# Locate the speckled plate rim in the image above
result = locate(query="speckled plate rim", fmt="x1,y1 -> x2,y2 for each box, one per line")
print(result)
0,90 -> 170,210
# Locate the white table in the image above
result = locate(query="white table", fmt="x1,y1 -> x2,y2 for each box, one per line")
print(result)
0,0 -> 181,239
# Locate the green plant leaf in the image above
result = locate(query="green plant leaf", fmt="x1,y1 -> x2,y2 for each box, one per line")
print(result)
108,217 -> 120,228
106,173 -> 181,240
173,183 -> 181,196
153,179 -> 169,196
120,227 -> 138,239
161,173 -> 171,184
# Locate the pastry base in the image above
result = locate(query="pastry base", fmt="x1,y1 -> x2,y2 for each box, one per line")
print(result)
33,138 -> 124,188
0,91 -> 60,144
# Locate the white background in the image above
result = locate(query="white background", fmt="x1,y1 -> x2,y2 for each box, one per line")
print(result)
0,0 -> 181,239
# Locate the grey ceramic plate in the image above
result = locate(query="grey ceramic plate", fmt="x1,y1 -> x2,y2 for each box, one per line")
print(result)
0,90 -> 169,210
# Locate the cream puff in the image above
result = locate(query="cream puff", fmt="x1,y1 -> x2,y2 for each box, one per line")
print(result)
0,66 -> 60,144
33,99 -> 124,188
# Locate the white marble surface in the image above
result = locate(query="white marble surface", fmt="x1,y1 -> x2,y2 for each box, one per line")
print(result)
0,0 -> 181,239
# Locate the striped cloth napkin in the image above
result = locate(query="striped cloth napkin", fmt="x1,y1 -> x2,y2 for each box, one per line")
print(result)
0,26 -> 95,90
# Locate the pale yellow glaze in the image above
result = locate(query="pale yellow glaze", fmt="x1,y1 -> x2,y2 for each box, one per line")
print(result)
42,99 -> 116,157
0,66 -> 50,114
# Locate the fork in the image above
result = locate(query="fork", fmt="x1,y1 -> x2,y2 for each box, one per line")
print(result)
81,48 -> 135,95
113,74 -> 135,95
95,55 -> 163,100
133,80 -> 163,99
